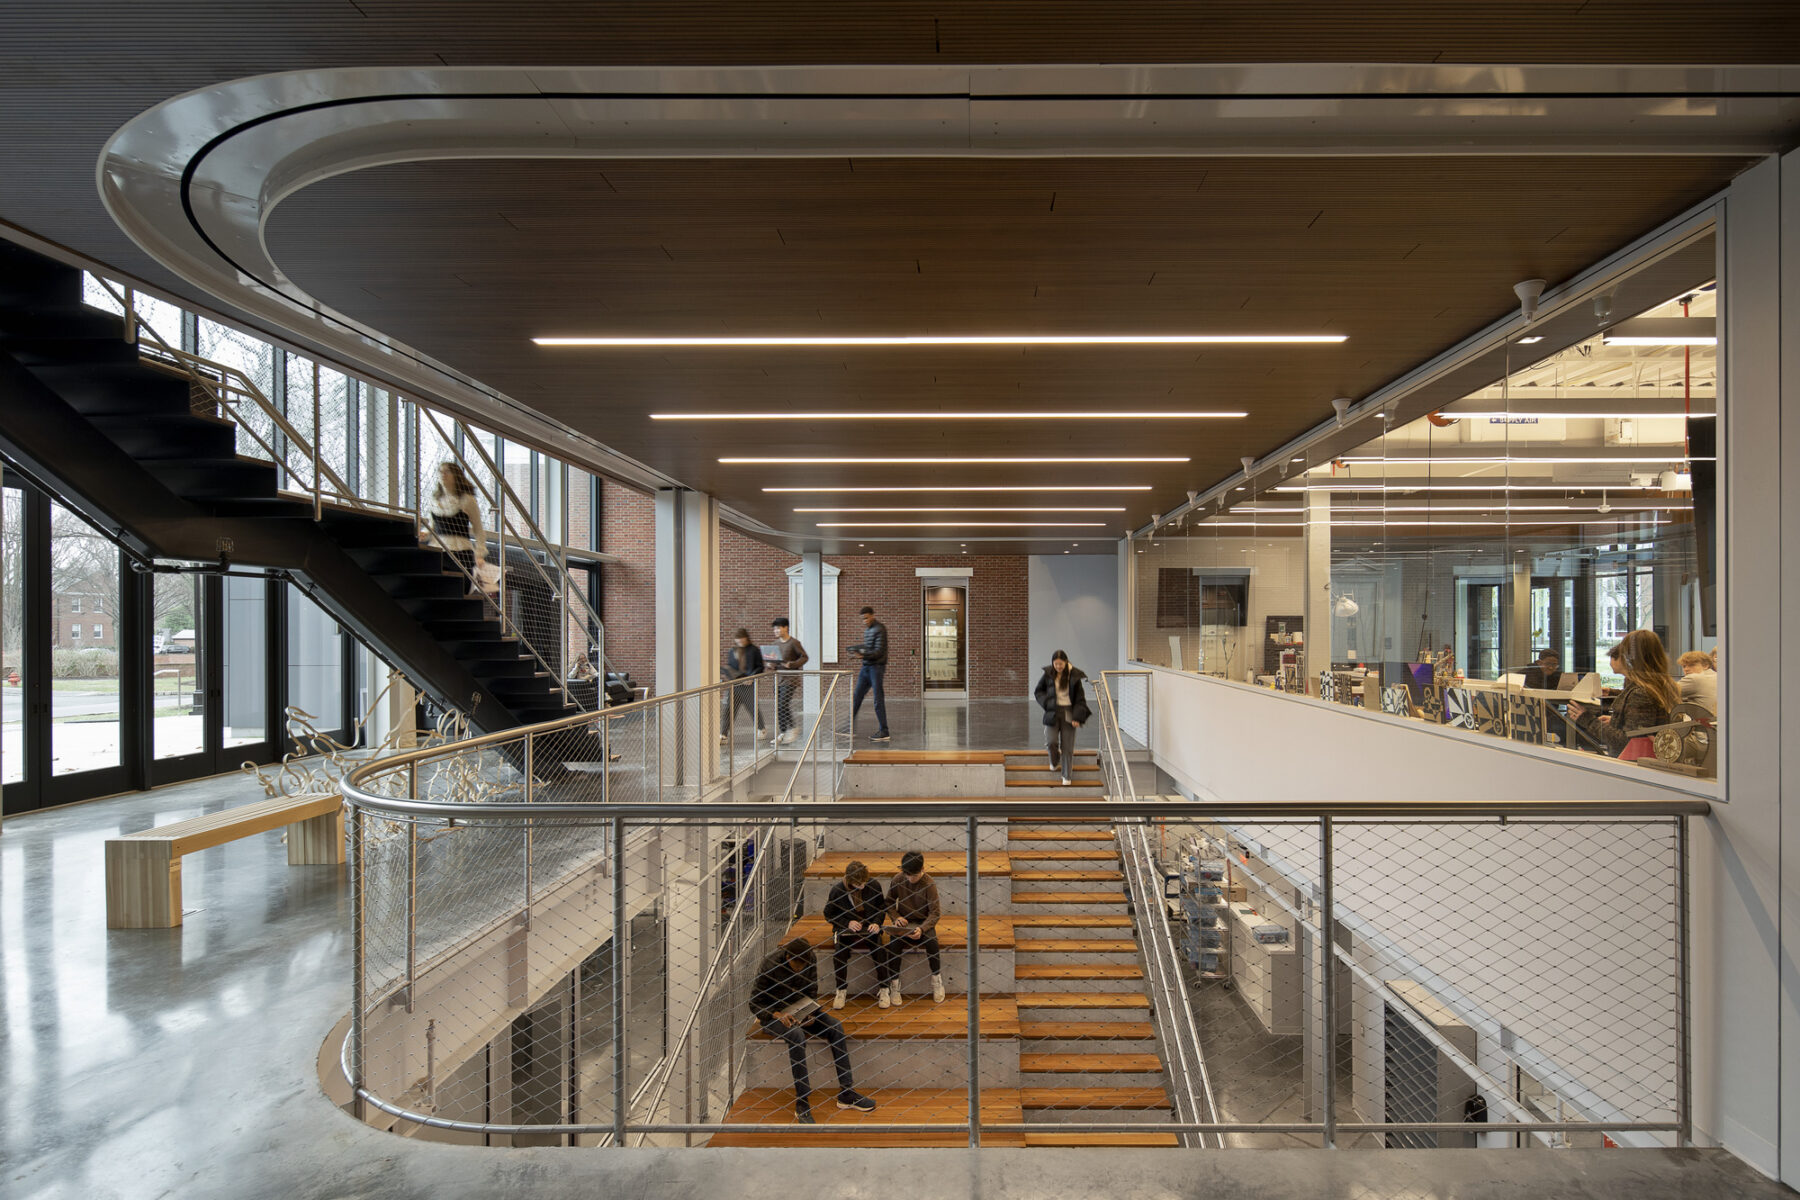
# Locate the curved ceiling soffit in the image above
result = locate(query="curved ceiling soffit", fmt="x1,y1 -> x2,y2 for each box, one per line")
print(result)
98,64 -> 1800,541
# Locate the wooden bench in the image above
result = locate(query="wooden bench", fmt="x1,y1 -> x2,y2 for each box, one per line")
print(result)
104,793 -> 344,928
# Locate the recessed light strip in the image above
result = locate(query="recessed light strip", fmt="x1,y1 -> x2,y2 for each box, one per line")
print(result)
765,485 -> 1154,493
796,506 -> 1126,513
817,522 -> 1109,528
724,456 -> 1189,464
655,410 -> 1245,420
538,334 -> 1346,347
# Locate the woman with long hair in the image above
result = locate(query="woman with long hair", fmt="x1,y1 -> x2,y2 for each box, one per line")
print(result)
1569,628 -> 1678,758
421,461 -> 487,591
1033,649 -> 1092,784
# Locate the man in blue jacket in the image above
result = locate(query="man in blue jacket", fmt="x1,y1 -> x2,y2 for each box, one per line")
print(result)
849,605 -> 891,742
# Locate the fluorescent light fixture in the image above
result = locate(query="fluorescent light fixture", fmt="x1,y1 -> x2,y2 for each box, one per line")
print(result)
1335,455 -> 1704,465
795,506 -> 1125,513
1273,483 -> 1679,493
1448,411 -> 1715,420
724,456 -> 1189,464
1517,336 -> 1544,345
817,521 -> 1108,528
537,334 -> 1346,347
653,410 -> 1245,420
1600,317 -> 1716,347
765,485 -> 1153,493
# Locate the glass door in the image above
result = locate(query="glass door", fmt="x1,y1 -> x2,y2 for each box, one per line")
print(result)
147,572 -> 273,786
922,584 -> 968,697
1464,582 -> 1503,680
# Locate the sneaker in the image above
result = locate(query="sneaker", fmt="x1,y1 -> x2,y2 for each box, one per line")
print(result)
719,734 -> 729,744
889,978 -> 903,1005
931,974 -> 946,1004
780,729 -> 799,746
1062,777 -> 1072,786
763,729 -> 779,744
869,732 -> 891,743
837,1090 -> 877,1113
877,987 -> 891,1009
833,988 -> 847,1011
796,1100 -> 816,1124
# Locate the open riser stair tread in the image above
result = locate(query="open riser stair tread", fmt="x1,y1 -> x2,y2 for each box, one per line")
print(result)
1021,1132 -> 1180,1147
1020,1053 -> 1164,1073
1019,1087 -> 1171,1110
1013,964 -> 1144,980
805,850 -> 1011,878
1016,993 -> 1151,1010
1012,915 -> 1134,928
748,995 -> 1021,1040
783,915 -> 1016,950
710,1088 -> 1028,1147
1012,891 -> 1128,905
1019,1021 -> 1157,1040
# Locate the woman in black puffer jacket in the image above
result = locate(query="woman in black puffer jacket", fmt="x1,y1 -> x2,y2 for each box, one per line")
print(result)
1033,650 -> 1092,784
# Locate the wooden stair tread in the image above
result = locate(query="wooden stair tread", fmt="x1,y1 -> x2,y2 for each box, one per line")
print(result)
1009,849 -> 1120,861
845,750 -> 1006,765
1006,779 -> 1105,788
711,1087 -> 1027,1147
806,850 -> 1011,878
1020,1053 -> 1163,1073
1023,1132 -> 1180,1147
1013,914 -> 1134,928
1017,939 -> 1138,953
1008,764 -> 1103,774
785,915 -> 1016,950
1014,964 -> 1144,980
1006,750 -> 1099,759
1017,993 -> 1152,1009
1013,871 -> 1125,883
1012,891 -> 1128,905
1008,829 -> 1115,840
118,793 -> 340,856
1020,1020 -> 1155,1040
1019,1087 -> 1171,1110
750,995 -> 1020,1039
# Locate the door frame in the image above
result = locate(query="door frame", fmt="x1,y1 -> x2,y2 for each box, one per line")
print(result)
919,577 -> 970,700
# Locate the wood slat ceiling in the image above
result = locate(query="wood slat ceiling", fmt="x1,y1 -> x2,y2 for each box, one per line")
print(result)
264,154 -> 1751,550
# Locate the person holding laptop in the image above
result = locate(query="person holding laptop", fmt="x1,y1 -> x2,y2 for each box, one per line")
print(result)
749,937 -> 878,1123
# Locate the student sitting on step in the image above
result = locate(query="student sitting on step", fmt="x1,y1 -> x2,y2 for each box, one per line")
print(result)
749,937 -> 878,1123
887,850 -> 946,1005
824,860 -> 897,1010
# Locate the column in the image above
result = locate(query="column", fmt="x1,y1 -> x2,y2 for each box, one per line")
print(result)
799,550 -> 824,715
654,489 -> 720,789
1304,489 -> 1333,692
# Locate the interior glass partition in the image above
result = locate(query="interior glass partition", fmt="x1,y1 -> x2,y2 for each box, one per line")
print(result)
1129,234 -> 1721,779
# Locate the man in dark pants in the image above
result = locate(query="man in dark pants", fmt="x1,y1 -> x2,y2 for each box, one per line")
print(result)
766,617 -> 809,746
749,937 -> 878,1123
848,605 -> 890,742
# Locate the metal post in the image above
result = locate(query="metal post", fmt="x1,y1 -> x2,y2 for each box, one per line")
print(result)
611,814 -> 627,1146
966,814 -> 981,1146
310,361 -> 323,520
1319,814 -> 1337,1149
350,806 -> 368,1120
601,714 -> 611,804
523,734 -> 535,927
1675,815 -> 1691,1145
405,817 -> 418,1013
495,489 -> 507,619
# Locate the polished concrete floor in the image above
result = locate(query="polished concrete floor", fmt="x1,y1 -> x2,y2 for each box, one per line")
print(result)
844,697 -> 1105,753
2,762 -> 1793,1198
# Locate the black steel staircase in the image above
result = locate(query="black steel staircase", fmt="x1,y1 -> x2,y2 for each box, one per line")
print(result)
0,238 -> 587,738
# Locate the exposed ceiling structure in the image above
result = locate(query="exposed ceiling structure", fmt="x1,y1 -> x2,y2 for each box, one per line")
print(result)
263,155 -> 1752,551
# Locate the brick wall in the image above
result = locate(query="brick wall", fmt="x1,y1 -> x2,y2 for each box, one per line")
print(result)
718,527 -> 1031,700
599,479 -> 656,687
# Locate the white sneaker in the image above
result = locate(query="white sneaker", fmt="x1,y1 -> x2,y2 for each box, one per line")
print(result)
877,987 -> 891,1010
931,974 -> 946,1004
889,978 -> 903,1005
780,729 -> 798,746
833,988 -> 847,1011
1062,777 -> 1072,786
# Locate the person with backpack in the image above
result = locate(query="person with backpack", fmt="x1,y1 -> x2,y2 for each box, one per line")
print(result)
887,850 -> 946,1004
1033,649 -> 1092,784
824,860 -> 895,1009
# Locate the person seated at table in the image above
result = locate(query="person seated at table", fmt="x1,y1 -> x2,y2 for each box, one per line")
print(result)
824,860 -> 895,1010
749,937 -> 878,1123
1677,650 -> 1718,713
1568,630 -> 1677,759
1529,650 -> 1563,691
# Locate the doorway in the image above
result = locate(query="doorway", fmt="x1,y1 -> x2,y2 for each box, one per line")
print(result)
922,584 -> 968,698
146,572 -> 276,787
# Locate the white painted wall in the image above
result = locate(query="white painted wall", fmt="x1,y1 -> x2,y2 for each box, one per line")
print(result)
1028,553 -> 1120,684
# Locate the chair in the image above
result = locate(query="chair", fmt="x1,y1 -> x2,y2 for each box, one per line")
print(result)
1318,671 -> 1337,703
1509,694 -> 1547,744
1631,703 -> 1719,778
1419,686 -> 1445,724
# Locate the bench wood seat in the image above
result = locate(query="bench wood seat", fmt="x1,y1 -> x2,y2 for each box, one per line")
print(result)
805,850 -> 1011,879
105,793 -> 343,929
783,914 -> 1017,951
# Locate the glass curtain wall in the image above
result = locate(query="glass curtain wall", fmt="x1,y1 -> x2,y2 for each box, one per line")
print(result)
1131,244 -> 1720,777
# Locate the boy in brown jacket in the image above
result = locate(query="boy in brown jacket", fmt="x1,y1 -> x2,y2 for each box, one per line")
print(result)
888,850 -> 945,1004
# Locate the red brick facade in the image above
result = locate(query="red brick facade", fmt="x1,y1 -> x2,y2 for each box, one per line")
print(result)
599,478 -> 656,687
717,527 -> 1031,700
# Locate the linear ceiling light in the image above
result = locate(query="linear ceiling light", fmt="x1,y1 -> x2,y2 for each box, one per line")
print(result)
654,410 -> 1245,420
796,506 -> 1126,513
1272,483 -> 1678,493
538,334 -> 1345,347
723,456 -> 1189,464
1448,411 -> 1715,420
765,485 -> 1153,493
817,522 -> 1109,528
1335,456 -> 1704,465
1600,317 -> 1717,347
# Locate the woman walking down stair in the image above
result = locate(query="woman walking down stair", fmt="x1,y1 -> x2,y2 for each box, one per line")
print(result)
1034,650 -> 1092,785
